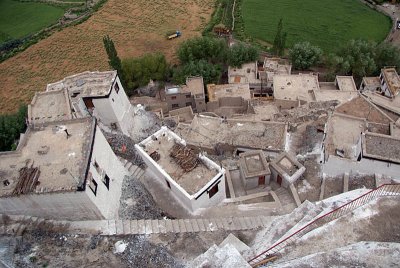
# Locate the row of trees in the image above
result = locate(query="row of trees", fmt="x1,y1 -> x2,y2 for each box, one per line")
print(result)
0,105 -> 27,151
103,35 -> 259,95
288,39 -> 400,82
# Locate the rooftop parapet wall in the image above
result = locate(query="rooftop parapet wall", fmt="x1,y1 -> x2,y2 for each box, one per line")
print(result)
46,71 -> 117,97
0,118 -> 95,197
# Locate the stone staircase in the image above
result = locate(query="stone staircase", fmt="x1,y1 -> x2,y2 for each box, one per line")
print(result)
274,187 -> 297,212
118,156 -> 145,178
0,214 -> 275,236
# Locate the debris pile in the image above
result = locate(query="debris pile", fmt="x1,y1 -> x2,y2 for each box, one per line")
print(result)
118,175 -> 167,220
104,132 -> 145,168
170,143 -> 199,172
12,165 -> 40,195
121,235 -> 184,268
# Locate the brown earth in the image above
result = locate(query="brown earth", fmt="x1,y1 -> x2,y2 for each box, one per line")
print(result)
0,0 -> 214,114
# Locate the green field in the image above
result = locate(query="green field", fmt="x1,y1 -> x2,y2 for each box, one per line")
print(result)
0,0 -> 65,43
240,0 -> 392,52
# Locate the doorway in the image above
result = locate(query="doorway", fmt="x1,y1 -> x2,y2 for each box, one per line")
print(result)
258,175 -> 265,186
277,175 -> 283,186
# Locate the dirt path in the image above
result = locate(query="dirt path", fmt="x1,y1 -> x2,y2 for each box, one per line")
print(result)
0,0 -> 214,113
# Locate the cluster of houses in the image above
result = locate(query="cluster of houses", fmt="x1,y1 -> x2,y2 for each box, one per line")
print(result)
0,57 -> 399,221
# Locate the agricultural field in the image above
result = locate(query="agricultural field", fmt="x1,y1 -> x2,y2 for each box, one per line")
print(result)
240,0 -> 392,52
0,0 -> 65,43
0,0 -> 214,113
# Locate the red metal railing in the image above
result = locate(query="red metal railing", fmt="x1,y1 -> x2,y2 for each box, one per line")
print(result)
248,184 -> 400,267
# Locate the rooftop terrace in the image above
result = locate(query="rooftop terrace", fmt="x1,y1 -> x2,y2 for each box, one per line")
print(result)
273,74 -> 319,102
28,89 -> 72,125
46,71 -> 117,97
139,127 -> 220,195
228,62 -> 259,84
207,83 -> 251,102
176,115 -> 287,151
0,118 -> 94,197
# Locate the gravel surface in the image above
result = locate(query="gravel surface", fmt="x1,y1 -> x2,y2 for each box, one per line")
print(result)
118,175 -> 168,220
104,132 -> 146,168
121,235 -> 184,268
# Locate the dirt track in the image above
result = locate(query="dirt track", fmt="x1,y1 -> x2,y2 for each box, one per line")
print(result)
0,0 -> 213,113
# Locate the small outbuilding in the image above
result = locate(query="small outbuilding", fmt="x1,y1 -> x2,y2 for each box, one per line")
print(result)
270,152 -> 305,188
239,150 -> 270,190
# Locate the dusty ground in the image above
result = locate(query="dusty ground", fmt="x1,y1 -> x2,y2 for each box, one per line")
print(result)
349,174 -> 376,191
324,177 -> 343,199
0,0 -> 214,113
3,227 -> 255,267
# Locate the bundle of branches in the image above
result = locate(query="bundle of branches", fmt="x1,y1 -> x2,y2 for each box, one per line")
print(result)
170,143 -> 199,172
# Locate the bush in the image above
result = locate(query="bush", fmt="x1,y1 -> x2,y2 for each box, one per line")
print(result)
289,42 -> 322,70
0,105 -> 28,151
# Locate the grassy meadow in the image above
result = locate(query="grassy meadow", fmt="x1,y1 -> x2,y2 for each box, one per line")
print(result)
240,0 -> 392,52
0,0 -> 65,43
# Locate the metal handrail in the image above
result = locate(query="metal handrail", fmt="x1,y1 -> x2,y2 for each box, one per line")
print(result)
248,184 -> 400,266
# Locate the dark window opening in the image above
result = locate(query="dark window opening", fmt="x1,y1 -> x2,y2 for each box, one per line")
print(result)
186,102 -> 192,106
103,174 -> 110,190
208,184 -> 219,198
186,94 -> 191,98
89,178 -> 98,196
171,96 -> 177,100
172,104 -> 179,108
166,179 -> 171,189
93,161 -> 101,174
71,92 -> 80,98
114,83 -> 120,93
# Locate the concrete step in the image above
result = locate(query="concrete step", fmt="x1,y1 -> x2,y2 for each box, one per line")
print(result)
0,214 -> 276,236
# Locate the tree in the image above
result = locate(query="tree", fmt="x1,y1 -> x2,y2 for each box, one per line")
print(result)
0,105 -> 27,151
172,60 -> 222,85
331,39 -> 377,80
227,43 -> 259,68
102,35 -> 122,75
122,52 -> 169,96
177,36 -> 228,64
272,18 -> 287,56
374,43 -> 400,71
289,42 -> 322,70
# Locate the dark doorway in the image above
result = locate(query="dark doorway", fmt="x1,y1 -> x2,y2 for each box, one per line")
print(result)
258,175 -> 265,186
83,98 -> 94,109
277,175 -> 283,186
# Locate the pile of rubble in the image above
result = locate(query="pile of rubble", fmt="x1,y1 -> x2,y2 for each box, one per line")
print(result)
118,175 -> 168,220
104,132 -> 145,168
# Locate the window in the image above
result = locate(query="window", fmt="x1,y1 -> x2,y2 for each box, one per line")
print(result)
186,102 -> 192,106
172,104 -> 179,108
103,174 -> 110,190
198,102 -> 202,105
93,161 -> 101,174
171,96 -> 177,100
166,179 -> 171,189
89,177 -> 98,196
186,94 -> 191,98
208,184 -> 219,198
114,83 -> 120,93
